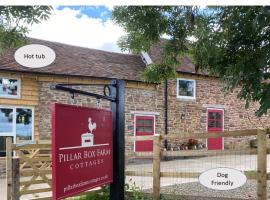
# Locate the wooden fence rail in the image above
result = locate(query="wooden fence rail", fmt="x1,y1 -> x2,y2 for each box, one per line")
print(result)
126,128 -> 269,200
6,129 -> 269,200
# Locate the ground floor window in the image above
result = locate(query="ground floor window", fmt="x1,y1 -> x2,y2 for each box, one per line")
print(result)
0,106 -> 34,156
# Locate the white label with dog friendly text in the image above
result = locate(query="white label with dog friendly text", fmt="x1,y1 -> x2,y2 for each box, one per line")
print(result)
199,167 -> 247,190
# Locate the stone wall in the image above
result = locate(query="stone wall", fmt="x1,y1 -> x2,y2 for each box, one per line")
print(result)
37,75 -> 270,150
166,74 -> 270,149
124,86 -> 164,151
38,82 -> 163,152
38,82 -> 111,139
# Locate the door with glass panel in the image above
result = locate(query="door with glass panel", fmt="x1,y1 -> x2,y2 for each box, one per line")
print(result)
134,115 -> 155,152
207,109 -> 224,150
0,107 -> 33,156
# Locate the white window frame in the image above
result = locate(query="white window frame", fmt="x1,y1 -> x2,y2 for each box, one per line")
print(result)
0,105 -> 34,143
0,77 -> 21,99
176,78 -> 196,100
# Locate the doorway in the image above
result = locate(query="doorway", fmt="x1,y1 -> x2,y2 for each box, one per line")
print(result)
134,115 -> 155,152
207,109 -> 224,150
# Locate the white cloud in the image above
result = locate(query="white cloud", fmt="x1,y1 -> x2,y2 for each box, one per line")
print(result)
28,7 -> 126,53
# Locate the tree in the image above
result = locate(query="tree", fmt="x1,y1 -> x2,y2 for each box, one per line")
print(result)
112,6 -> 197,83
0,6 -> 52,52
112,6 -> 270,116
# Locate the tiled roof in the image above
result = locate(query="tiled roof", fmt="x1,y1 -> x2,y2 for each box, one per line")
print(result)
148,39 -> 207,75
0,38 -> 146,81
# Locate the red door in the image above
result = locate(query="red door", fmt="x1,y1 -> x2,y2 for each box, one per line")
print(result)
207,109 -> 223,150
135,116 -> 154,152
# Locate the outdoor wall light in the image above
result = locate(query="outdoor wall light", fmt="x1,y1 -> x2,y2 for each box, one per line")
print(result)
181,113 -> 185,119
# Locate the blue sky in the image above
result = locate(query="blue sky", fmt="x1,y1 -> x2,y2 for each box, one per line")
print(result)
28,6 -> 125,53
57,6 -> 112,21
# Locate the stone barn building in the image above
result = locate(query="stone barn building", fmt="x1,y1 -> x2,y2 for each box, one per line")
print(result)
0,38 -> 269,163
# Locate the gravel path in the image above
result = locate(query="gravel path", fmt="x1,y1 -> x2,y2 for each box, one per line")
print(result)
145,180 -> 270,200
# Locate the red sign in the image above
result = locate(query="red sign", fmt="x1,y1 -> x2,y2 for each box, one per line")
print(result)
51,103 -> 113,199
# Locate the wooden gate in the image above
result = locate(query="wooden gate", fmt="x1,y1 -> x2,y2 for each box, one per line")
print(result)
6,138 -> 52,200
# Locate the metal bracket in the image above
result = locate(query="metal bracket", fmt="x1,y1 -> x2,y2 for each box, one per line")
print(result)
50,83 -> 117,102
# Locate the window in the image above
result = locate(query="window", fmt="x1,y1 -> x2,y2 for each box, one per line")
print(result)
207,109 -> 223,131
16,108 -> 33,140
0,107 -> 33,157
0,77 -> 20,98
177,78 -> 196,99
136,118 -> 153,133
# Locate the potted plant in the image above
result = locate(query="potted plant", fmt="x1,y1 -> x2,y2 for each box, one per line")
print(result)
188,139 -> 198,150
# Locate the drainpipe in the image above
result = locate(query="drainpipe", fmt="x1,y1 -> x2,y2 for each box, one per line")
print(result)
164,80 -> 168,150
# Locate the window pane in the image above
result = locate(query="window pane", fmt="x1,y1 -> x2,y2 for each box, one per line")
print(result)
0,136 -> 13,157
216,120 -> 222,128
137,120 -> 144,126
16,108 -> 32,141
0,108 -> 13,133
0,78 -> 19,97
145,126 -> 153,133
137,126 -> 144,132
208,120 -> 215,128
216,112 -> 222,120
209,112 -> 215,119
178,80 -> 194,97
144,119 -> 152,125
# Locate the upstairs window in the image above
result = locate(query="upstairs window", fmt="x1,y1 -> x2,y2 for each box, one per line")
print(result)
177,78 -> 196,100
0,77 -> 20,99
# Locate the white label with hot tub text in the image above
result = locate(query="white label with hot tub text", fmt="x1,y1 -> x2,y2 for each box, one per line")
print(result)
14,44 -> 55,68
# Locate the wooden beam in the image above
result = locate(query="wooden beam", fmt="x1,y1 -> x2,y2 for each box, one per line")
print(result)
257,129 -> 267,200
6,137 -> 12,200
162,149 -> 257,157
126,129 -> 258,142
20,169 -> 52,177
162,129 -> 258,140
12,144 -> 51,150
11,158 -> 20,200
153,135 -> 161,200
20,188 -> 52,195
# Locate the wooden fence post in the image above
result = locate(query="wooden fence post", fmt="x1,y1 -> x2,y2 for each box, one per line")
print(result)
257,129 -> 267,200
153,135 -> 161,200
6,137 -> 12,200
12,158 -> 20,200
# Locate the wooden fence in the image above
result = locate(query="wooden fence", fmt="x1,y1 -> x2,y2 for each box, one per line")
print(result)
6,129 -> 270,200
6,138 -> 52,200
126,129 -> 270,200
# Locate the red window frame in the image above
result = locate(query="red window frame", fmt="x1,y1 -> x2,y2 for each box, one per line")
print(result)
207,109 -> 223,132
135,116 -> 154,135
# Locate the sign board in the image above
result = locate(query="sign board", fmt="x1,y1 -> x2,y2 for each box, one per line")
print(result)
51,103 -> 113,199
199,167 -> 247,190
